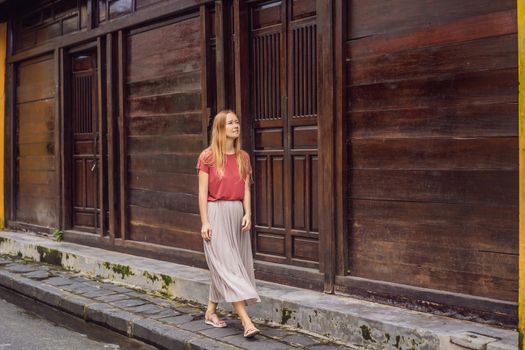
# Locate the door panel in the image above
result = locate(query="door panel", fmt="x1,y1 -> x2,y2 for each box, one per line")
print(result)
250,0 -> 319,269
70,52 -> 100,233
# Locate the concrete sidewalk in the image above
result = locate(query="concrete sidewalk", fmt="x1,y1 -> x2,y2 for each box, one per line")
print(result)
0,230 -> 518,350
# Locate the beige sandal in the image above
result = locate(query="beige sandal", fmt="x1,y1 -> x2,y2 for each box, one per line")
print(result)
243,326 -> 260,338
204,312 -> 227,328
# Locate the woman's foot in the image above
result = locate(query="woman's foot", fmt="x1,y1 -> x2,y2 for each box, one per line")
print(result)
242,320 -> 260,338
204,311 -> 227,328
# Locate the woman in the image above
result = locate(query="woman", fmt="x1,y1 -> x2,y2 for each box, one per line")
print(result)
196,110 -> 261,338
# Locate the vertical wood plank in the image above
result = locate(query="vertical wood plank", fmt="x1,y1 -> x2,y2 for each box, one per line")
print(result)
215,0 -> 226,111
87,0 -> 93,30
334,0 -> 348,276
233,0 -> 251,150
200,4 -> 211,147
316,0 -> 336,293
54,48 -> 62,229
117,30 -> 127,240
7,63 -> 14,223
518,0 -> 525,344
106,33 -> 116,242
97,37 -> 106,237
284,0 -> 292,263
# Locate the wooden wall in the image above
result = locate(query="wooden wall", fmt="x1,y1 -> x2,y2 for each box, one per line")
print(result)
126,14 -> 204,251
15,55 -> 58,227
345,0 -> 518,301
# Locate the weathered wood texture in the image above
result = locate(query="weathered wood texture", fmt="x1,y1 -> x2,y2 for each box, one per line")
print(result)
13,0 -> 89,53
345,0 -> 518,301
126,14 -> 203,250
248,0 -> 320,270
15,55 -> 58,227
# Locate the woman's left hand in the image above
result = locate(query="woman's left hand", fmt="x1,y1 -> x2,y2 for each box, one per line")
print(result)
241,214 -> 252,232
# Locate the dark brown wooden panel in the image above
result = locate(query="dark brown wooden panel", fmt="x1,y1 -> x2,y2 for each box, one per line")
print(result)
347,9 -> 516,58
291,0 -> 315,20
129,205 -> 201,232
129,222 -> 203,251
350,137 -> 518,170
292,236 -> 318,262
292,125 -> 317,148
128,113 -> 202,136
349,68 -> 517,112
346,0 -> 515,40
256,232 -> 285,256
351,170 -> 518,206
127,16 -> 201,82
128,154 -> 198,174
254,156 -> 269,227
128,91 -> 201,116
127,71 -> 201,97
255,128 -> 283,149
127,135 -> 202,155
271,156 -> 284,228
348,34 -> 517,86
252,1 -> 282,30
349,103 -> 517,139
129,172 -> 198,194
129,189 -> 198,214
292,156 -> 305,230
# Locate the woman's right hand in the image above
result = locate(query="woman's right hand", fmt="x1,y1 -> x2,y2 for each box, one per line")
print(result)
201,222 -> 212,241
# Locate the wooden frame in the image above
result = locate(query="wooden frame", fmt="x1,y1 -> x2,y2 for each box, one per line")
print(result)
96,36 -> 107,237
316,0 -> 337,293
117,30 -> 127,240
106,32 -> 117,242
54,48 -> 62,231
200,3 -> 212,147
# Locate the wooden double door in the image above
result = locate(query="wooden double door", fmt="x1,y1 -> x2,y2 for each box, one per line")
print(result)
67,50 -> 108,234
248,0 -> 319,269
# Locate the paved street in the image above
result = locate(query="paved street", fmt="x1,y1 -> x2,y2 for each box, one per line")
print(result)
0,254 -> 353,350
0,295 -> 156,350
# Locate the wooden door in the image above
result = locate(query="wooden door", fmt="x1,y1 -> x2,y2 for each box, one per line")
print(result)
249,0 -> 319,269
70,52 -> 102,233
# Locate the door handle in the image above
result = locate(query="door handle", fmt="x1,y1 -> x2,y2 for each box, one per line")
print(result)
91,162 -> 97,172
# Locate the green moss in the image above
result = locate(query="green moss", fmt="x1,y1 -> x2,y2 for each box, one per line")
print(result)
159,274 -> 173,293
385,333 -> 391,343
103,262 -> 134,279
143,271 -> 160,283
360,325 -> 375,342
395,335 -> 401,349
280,308 -> 294,325
16,251 -> 22,258
37,246 -> 63,266
0,237 -> 7,244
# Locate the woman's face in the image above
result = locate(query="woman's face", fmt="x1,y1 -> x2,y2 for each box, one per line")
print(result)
225,113 -> 240,139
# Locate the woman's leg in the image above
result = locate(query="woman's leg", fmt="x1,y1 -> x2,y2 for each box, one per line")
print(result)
205,300 -> 226,326
232,301 -> 256,330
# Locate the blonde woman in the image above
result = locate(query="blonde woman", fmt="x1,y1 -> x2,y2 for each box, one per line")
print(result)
196,110 -> 261,338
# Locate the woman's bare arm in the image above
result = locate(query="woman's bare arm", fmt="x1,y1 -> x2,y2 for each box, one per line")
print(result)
241,178 -> 252,232
198,170 -> 212,240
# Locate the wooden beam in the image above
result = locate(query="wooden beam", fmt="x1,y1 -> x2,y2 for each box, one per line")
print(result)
106,33 -> 116,243
334,0 -> 348,276
6,64 -> 14,222
518,0 -> 525,347
0,22 -> 5,228
96,37 -> 106,237
54,48 -> 61,230
117,30 -> 128,240
8,0 -> 214,64
215,0 -> 226,111
316,0 -> 336,293
233,0 -> 251,151
200,4 -> 211,147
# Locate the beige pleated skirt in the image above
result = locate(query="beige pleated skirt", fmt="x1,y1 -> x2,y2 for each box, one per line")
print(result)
204,200 -> 261,304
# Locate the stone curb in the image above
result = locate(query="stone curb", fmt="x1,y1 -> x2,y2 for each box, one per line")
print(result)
0,231 -> 518,350
0,269 -> 240,350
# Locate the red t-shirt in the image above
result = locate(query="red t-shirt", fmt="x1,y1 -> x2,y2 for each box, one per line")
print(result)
196,150 -> 252,202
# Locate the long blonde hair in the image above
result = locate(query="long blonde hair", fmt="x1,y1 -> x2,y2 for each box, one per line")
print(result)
204,110 -> 250,180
